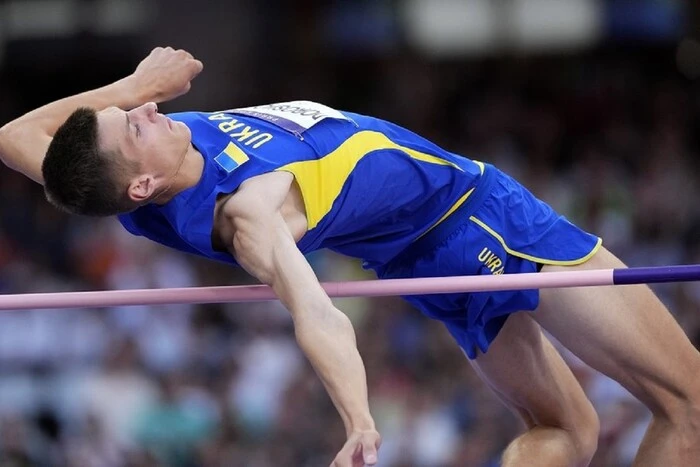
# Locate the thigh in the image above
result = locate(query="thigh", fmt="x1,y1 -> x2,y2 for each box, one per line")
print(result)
471,311 -> 595,429
535,246 -> 700,414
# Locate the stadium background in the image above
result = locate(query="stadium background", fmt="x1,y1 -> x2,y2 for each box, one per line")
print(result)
0,0 -> 698,465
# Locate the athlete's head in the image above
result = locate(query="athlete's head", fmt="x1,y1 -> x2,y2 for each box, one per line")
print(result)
42,102 -> 191,216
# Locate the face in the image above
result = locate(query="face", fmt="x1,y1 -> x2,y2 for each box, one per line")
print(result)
96,102 -> 191,202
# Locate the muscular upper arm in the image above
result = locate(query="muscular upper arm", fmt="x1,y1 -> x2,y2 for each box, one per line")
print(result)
224,177 -> 332,316
230,202 -> 333,315
0,122 -> 51,185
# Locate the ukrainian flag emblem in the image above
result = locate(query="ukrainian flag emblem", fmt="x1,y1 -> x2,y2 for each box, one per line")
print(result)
215,142 -> 249,173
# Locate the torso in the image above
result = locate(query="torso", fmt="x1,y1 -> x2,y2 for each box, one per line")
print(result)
119,105 -> 486,269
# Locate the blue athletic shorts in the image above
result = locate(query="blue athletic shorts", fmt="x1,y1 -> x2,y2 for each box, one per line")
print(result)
374,164 -> 602,359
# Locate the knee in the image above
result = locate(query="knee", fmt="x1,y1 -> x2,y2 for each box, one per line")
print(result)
557,389 -> 600,463
535,402 -> 600,465
553,412 -> 600,466
571,407 -> 600,464
504,413 -> 599,467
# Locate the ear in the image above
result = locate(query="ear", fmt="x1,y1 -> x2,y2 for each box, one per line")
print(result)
127,174 -> 157,203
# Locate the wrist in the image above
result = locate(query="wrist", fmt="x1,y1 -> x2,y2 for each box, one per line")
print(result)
347,417 -> 376,436
114,76 -> 152,109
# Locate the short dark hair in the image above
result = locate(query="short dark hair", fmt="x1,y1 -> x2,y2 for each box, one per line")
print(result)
42,107 -> 136,216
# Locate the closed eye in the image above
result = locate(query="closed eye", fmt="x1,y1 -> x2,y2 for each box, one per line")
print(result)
126,113 -> 141,140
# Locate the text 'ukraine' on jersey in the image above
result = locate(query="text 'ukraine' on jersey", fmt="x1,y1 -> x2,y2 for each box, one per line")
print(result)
118,101 -> 485,269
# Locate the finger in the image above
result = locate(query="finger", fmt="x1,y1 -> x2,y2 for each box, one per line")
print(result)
178,49 -> 194,60
331,444 -> 357,467
362,443 -> 378,465
191,59 -> 204,75
175,49 -> 190,59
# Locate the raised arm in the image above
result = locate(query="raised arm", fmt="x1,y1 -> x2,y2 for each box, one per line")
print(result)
225,174 -> 381,467
0,47 -> 203,184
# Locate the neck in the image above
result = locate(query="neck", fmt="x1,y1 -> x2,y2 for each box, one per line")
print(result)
151,144 -> 204,205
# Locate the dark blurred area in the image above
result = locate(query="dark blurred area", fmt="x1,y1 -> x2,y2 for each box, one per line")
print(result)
0,0 -> 699,466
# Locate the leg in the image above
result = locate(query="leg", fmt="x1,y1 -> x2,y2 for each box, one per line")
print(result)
470,311 -> 599,467
536,246 -> 700,466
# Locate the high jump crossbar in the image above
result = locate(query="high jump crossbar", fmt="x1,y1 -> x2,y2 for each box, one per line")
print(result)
0,264 -> 698,311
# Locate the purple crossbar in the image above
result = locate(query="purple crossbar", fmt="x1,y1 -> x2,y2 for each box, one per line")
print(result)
0,265 -> 697,311
613,264 -> 700,285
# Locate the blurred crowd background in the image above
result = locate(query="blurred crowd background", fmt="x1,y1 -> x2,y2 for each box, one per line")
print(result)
0,0 -> 699,466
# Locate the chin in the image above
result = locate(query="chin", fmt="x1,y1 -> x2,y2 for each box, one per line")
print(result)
181,121 -> 192,138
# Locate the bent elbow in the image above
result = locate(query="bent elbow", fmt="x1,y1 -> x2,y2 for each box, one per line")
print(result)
0,128 -> 18,169
0,124 -> 11,162
0,123 -> 23,168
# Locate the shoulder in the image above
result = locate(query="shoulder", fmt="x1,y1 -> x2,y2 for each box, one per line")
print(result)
220,171 -> 296,227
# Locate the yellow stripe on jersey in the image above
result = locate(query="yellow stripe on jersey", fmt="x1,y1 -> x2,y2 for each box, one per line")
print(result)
277,130 -> 463,230
414,187 -> 476,241
413,159 -> 486,239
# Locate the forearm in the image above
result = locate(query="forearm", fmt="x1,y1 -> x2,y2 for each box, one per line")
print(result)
0,47 -> 203,184
0,76 -> 147,183
294,308 -> 375,435
2,76 -> 143,138
230,204 -> 375,435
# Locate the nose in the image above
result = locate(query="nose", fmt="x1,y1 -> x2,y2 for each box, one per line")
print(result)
143,102 -> 158,122
128,102 -> 158,123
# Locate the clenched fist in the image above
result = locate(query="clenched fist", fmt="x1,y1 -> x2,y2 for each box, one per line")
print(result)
128,47 -> 204,104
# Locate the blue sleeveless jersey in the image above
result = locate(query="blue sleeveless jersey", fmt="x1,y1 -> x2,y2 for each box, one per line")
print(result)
118,102 -> 484,269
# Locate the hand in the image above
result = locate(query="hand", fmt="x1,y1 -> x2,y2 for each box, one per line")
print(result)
330,429 -> 381,467
128,47 -> 204,103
